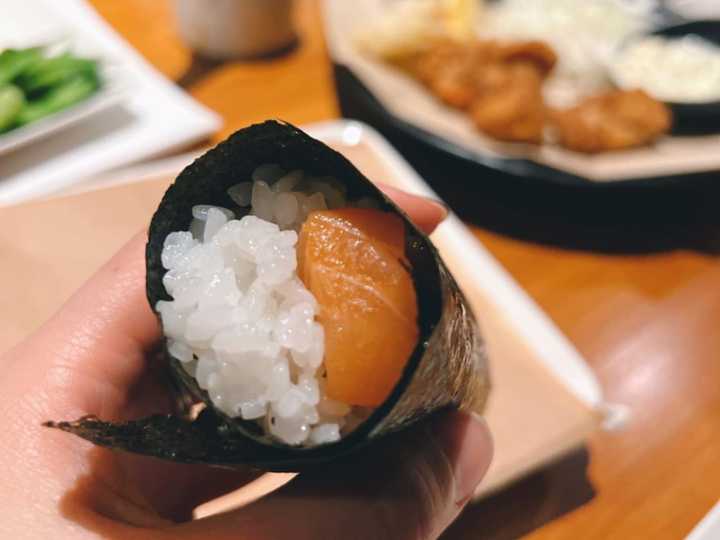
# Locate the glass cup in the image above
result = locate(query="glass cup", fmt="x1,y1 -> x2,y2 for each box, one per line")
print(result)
174,0 -> 296,59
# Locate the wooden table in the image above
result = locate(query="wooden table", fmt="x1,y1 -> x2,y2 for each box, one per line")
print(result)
90,1 -> 720,538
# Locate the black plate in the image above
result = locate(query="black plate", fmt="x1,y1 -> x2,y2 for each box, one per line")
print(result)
334,63 -> 720,254
333,63 -> 719,191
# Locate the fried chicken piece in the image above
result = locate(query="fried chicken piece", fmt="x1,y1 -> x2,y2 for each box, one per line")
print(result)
492,40 -> 557,76
465,41 -> 555,142
409,39 -> 498,108
396,38 -> 556,142
551,89 -> 672,153
409,40 -> 469,84
469,62 -> 547,143
409,39 -> 556,110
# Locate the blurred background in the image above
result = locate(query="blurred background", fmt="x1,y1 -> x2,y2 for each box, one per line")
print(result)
1,1 -> 719,539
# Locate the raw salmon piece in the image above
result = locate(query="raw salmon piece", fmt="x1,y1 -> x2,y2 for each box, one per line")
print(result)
297,208 -> 419,407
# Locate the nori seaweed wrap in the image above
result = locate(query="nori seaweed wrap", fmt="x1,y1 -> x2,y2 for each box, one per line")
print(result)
47,121 -> 489,471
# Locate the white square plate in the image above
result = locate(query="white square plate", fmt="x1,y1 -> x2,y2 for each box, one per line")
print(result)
0,58 -> 126,156
0,0 -> 221,206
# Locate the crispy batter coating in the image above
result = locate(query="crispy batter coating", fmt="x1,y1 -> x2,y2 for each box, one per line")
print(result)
407,40 -> 497,108
470,62 -> 546,143
395,38 -> 670,149
403,39 -> 555,141
551,89 -> 672,153
492,40 -> 557,75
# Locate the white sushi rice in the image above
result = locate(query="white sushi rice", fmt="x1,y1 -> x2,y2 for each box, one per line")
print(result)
156,165 -> 375,446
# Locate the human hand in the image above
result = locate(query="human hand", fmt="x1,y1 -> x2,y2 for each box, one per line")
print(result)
0,186 -> 492,540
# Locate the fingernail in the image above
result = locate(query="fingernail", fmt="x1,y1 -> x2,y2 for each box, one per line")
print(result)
434,412 -> 493,508
426,198 -> 449,223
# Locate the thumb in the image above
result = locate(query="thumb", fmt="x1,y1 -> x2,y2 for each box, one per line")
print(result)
174,411 -> 493,540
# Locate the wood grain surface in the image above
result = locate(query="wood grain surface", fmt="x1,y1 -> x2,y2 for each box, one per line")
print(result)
88,1 -> 720,538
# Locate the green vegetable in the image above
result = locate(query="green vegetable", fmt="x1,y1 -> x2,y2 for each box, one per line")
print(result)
17,53 -> 98,94
0,48 -> 44,86
0,84 -> 25,131
16,74 -> 99,126
0,47 -> 102,133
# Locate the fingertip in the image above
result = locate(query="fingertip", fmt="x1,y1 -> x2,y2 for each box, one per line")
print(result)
375,183 -> 449,235
420,198 -> 449,234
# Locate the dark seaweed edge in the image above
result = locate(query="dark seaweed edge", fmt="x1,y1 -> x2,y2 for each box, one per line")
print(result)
149,121 -> 444,466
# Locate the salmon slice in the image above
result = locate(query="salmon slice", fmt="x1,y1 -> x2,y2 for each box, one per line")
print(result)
297,208 -> 419,407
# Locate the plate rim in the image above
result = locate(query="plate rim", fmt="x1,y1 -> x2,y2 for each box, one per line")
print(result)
0,67 -> 127,156
333,63 -> 720,190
